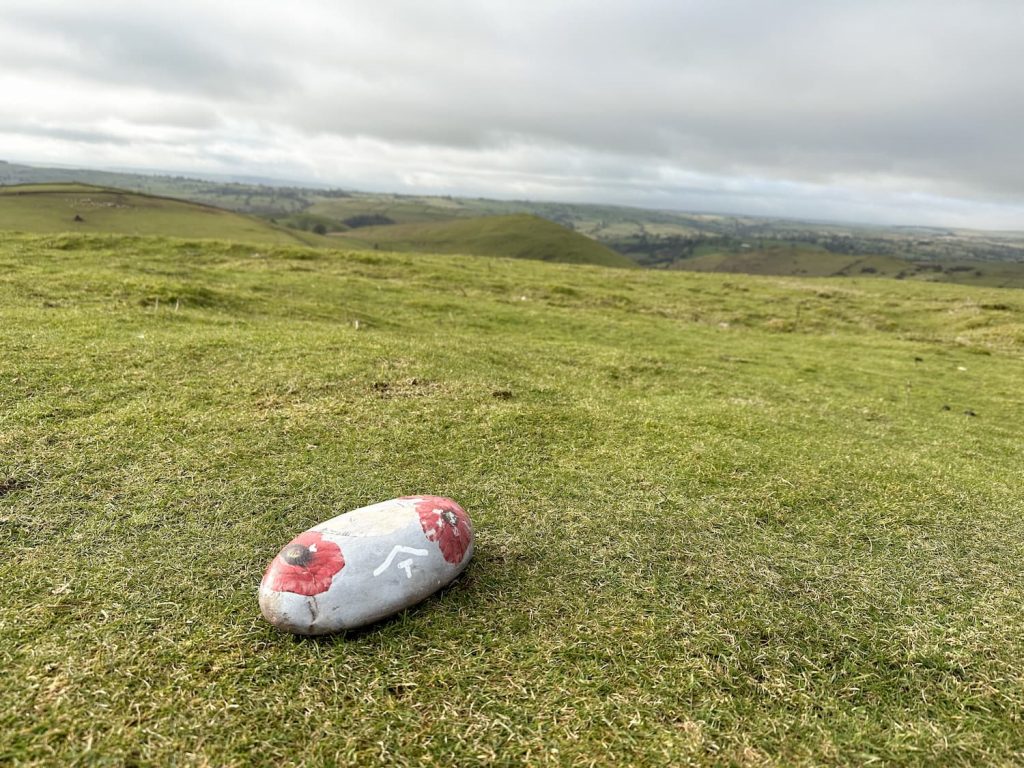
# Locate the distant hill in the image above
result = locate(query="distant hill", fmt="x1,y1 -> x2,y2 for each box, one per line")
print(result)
0,182 -> 635,269
331,214 -> 636,268
0,183 -> 326,246
674,241 -> 1024,288
678,242 -> 908,277
5,161 -> 1024,286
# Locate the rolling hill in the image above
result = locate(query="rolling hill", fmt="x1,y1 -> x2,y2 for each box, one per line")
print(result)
331,213 -> 637,267
6,161 -> 1024,287
0,183 -> 326,246
0,183 -> 635,269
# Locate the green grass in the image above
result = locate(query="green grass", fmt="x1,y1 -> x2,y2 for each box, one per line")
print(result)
2,232 -> 1024,765
0,184 -> 326,247
307,192 -> 474,226
676,242 -> 1024,288
0,186 -> 632,269
331,214 -> 637,268
681,242 -> 876,276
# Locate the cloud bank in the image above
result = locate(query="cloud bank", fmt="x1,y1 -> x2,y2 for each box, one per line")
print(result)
2,0 -> 1023,227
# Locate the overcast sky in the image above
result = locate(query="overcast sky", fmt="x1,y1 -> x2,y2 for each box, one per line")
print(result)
2,0 -> 1023,228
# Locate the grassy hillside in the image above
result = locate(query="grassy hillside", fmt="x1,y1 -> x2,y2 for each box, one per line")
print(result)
679,242 -> 908,277
307,191 -> 470,225
0,161 -> 319,217
2,232 -> 1024,765
673,242 -> 1024,288
0,184 -> 633,269
332,213 -> 636,267
0,183 -> 326,246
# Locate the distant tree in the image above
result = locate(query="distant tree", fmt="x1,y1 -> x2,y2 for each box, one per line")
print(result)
343,214 -> 395,228
312,223 -> 327,235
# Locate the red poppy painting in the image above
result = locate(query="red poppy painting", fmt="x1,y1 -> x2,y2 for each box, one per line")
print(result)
264,530 -> 345,596
411,496 -> 473,564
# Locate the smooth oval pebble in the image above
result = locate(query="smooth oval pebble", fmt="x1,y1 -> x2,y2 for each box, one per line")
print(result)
259,495 -> 474,635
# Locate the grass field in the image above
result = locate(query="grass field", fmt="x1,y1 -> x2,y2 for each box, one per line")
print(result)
672,242 -> 1024,289
2,232 -> 1024,765
0,184 -> 327,247
331,214 -> 636,268
307,192 -> 471,226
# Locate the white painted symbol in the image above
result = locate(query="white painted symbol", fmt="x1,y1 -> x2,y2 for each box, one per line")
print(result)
373,545 -> 429,578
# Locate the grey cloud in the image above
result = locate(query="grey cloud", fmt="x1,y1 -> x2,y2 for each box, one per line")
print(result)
0,122 -> 117,145
125,104 -> 223,131
264,1 -> 1024,202
0,4 -> 294,100
3,0 -> 1023,225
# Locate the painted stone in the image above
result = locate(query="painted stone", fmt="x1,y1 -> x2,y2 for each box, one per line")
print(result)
259,495 -> 474,635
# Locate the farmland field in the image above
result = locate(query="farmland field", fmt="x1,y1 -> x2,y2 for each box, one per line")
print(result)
0,184 -> 326,247
2,232 -> 1023,765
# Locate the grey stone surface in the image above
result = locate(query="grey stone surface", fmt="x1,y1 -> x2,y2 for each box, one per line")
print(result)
259,496 -> 474,635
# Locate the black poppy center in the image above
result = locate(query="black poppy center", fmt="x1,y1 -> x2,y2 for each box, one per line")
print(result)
282,543 -> 313,567
442,509 -> 458,528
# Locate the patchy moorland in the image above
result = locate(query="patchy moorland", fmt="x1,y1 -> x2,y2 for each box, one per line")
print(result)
1,232 -> 1023,766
